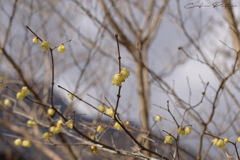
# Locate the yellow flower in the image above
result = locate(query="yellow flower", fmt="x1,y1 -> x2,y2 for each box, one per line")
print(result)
57,44 -> 66,53
40,41 -> 50,51
68,93 -> 74,100
224,138 -> 229,143
112,73 -> 124,86
96,125 -> 104,133
47,108 -> 55,116
4,99 -> 11,106
98,105 -> 106,112
184,126 -> 191,135
22,140 -> 31,147
212,138 -> 218,146
66,120 -> 74,129
154,115 -> 162,122
164,135 -> 174,144
216,139 -> 225,148
32,37 -> 38,44
238,137 -> 240,143
114,122 -> 122,130
42,132 -> 53,139
105,108 -> 114,117
27,120 -> 38,127
57,119 -> 64,127
16,92 -> 25,99
120,67 -> 130,79
14,138 -> 22,146
91,146 -> 98,154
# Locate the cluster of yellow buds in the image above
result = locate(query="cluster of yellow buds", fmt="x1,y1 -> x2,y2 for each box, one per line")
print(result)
154,115 -> 162,122
49,125 -> 62,134
164,135 -> 174,144
27,120 -> 38,127
177,126 -> 192,136
16,86 -> 30,100
4,99 -> 11,106
14,138 -> 31,147
114,122 -> 122,130
112,68 -> 130,86
105,108 -> 114,117
91,146 -> 98,154
212,138 -> 226,148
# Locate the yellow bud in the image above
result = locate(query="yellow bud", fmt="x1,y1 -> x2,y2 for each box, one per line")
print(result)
32,37 -> 38,44
68,93 -> 74,100
154,115 -> 162,122
22,140 -> 31,147
91,146 -> 98,154
4,99 -> 11,106
238,137 -> 240,143
125,121 -> 130,126
66,120 -> 74,129
164,135 -> 174,144
96,125 -> 104,133
98,105 -> 106,112
47,108 -> 55,116
57,44 -> 66,53
105,108 -> 114,117
42,132 -> 53,139
177,127 -> 185,135
224,138 -> 229,143
114,122 -> 122,130
40,41 -> 50,51
14,138 -> 22,146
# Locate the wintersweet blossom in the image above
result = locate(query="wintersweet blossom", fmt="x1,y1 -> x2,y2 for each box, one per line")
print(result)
66,120 -> 74,129
40,41 -> 50,51
105,108 -> 114,117
57,119 -> 64,127
114,122 -> 122,130
120,67 -> 130,79
212,138 -> 226,148
32,37 -> 38,44
112,73 -> 124,86
49,126 -> 62,134
164,135 -> 174,144
98,105 -> 106,112
22,140 -> 31,147
125,121 -> 130,126
96,125 -> 104,133
224,138 -> 229,143
238,137 -> 240,143
57,44 -> 66,53
177,126 -> 192,136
